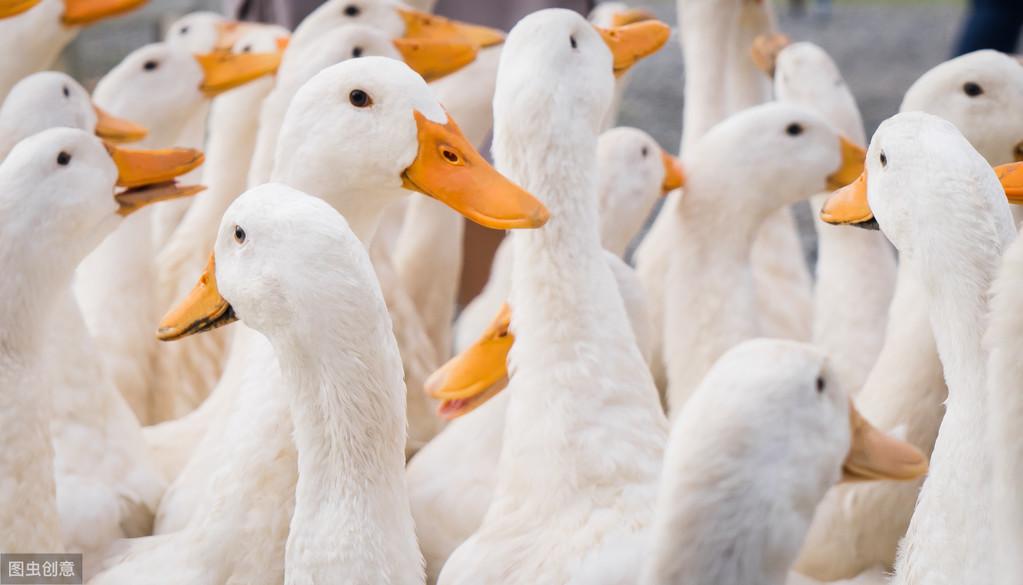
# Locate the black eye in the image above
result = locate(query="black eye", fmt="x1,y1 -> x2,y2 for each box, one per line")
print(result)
786,122 -> 803,136
234,225 -> 246,244
570,35 -> 577,49
349,89 -> 371,108
143,60 -> 159,71
179,25 -> 189,34
816,376 -> 825,394
641,146 -> 649,157
963,81 -> 983,97
880,151 -> 887,167
241,45 -> 252,53
62,85 -> 70,98
343,4 -> 360,16
57,151 -> 71,166
351,46 -> 364,58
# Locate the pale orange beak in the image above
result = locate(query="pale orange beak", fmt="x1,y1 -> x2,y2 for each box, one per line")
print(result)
595,20 -> 671,77
93,105 -> 147,143
62,0 -> 145,26
427,303 -> 513,420
212,20 -> 243,52
0,0 -> 41,19
827,136 -> 867,191
105,143 -> 205,216
750,32 -> 791,77
842,401 -> 929,483
402,110 -> 549,230
610,7 -> 656,28
820,170 -> 874,228
157,254 -> 237,341
995,162 -> 1023,204
392,38 -> 479,83
397,8 -> 505,48
195,49 -> 283,96
661,149 -> 684,194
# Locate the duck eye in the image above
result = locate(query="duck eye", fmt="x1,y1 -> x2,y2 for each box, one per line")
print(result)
880,151 -> 887,167
57,151 -> 71,166
352,46 -> 364,58
233,225 -> 246,244
343,4 -> 360,16
179,25 -> 189,34
816,376 -> 825,394
143,60 -> 159,71
570,35 -> 577,49
349,89 -> 372,108
785,122 -> 803,136
963,81 -> 983,97
641,146 -> 649,158
241,45 -> 252,53
440,146 -> 462,165
62,85 -> 70,98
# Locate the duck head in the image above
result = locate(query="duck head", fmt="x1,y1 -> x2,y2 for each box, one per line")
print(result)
902,50 -> 1023,166
165,11 -> 255,54
821,112 -> 1016,256
272,56 -> 548,242
0,72 -> 147,159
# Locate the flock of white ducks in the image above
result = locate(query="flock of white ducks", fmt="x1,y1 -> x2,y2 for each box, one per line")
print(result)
1,0 -> 1021,584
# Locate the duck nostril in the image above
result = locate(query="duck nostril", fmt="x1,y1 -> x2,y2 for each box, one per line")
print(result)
441,148 -> 460,164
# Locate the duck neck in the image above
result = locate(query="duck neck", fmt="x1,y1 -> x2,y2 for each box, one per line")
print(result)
274,309 -> 421,584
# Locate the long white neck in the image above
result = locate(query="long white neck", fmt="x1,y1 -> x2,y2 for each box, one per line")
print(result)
276,307 -> 422,585
497,96 -> 665,502
892,202 -> 1014,584
0,233 -> 66,553
0,0 -> 76,102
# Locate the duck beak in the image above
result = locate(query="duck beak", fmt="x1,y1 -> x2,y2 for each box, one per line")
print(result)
106,143 -> 205,216
842,401 -> 928,483
402,110 -> 549,229
397,8 -> 505,48
750,32 -> 791,78
595,20 -> 671,77
610,7 -> 656,27
427,303 -> 513,420
195,49 -> 283,96
0,0 -> 41,19
827,136 -> 866,191
212,20 -> 243,52
93,105 -> 147,143
392,38 -> 478,82
820,171 -> 875,229
62,0 -> 145,25
995,162 -> 1023,204
661,150 -> 685,194
157,254 -> 237,341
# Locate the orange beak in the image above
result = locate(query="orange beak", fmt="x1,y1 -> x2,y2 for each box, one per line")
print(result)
93,105 -> 147,143
427,303 -> 513,420
397,8 -> 505,48
750,32 -> 791,77
820,171 -> 874,228
62,0 -> 145,25
995,162 -> 1023,204
105,143 -> 205,216
595,20 -> 671,77
392,38 -> 479,82
827,137 -> 867,191
0,0 -> 41,19
661,149 -> 685,194
402,110 -> 549,230
157,254 -> 237,341
842,401 -> 929,483
195,48 -> 284,96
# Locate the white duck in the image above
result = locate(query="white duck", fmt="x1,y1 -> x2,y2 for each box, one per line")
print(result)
74,41 -> 283,424
90,57 -> 546,584
0,0 -> 146,102
437,10 -> 670,584
796,49 -> 1023,580
637,339 -> 926,585
985,162 -> 1023,585
0,127 -> 199,558
160,183 -> 424,584
819,111 -> 1017,585
660,103 -> 863,413
587,2 -> 656,130
0,71 -> 146,160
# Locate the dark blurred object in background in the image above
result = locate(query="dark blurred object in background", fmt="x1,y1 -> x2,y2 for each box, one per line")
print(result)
434,0 -> 594,29
224,0 -> 321,28
954,0 -> 1022,55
